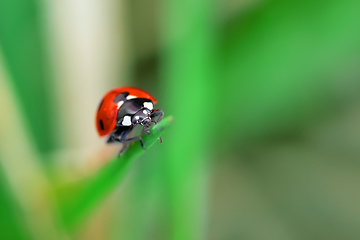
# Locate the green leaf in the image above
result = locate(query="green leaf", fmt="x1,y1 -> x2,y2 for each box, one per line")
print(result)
160,0 -> 216,239
219,0 -> 360,141
58,116 -> 173,230
0,0 -> 55,153
0,165 -> 31,240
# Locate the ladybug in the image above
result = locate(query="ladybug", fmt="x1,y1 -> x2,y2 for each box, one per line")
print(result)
96,87 -> 164,155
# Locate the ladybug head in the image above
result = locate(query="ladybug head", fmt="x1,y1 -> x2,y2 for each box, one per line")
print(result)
132,108 -> 153,133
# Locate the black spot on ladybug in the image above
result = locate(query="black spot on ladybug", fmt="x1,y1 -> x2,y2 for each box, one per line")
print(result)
99,120 -> 104,130
113,92 -> 129,103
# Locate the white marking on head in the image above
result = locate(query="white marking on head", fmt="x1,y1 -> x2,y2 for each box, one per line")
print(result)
143,102 -> 153,110
117,100 -> 124,108
126,95 -> 136,100
122,115 -> 132,126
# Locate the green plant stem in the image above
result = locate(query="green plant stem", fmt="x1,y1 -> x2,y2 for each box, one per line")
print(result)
59,116 -> 173,230
161,0 -> 215,239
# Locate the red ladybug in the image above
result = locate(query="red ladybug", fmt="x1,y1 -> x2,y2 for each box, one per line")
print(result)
96,87 -> 163,155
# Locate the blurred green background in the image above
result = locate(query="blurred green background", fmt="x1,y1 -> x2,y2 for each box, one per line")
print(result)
1,0 -> 360,239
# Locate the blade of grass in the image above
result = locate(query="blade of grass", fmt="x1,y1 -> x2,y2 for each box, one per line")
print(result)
160,0 -> 216,239
0,53 -> 66,239
0,164 -> 31,240
219,0 -> 360,142
0,0 -> 55,154
59,116 -> 173,230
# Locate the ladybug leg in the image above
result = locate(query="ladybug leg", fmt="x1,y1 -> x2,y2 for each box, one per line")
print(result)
109,128 -> 132,156
117,143 -> 129,157
107,135 -> 115,143
149,109 -> 164,143
107,133 -> 121,143
108,136 -> 128,157
150,109 -> 164,124
115,138 -> 143,157
121,136 -> 146,150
